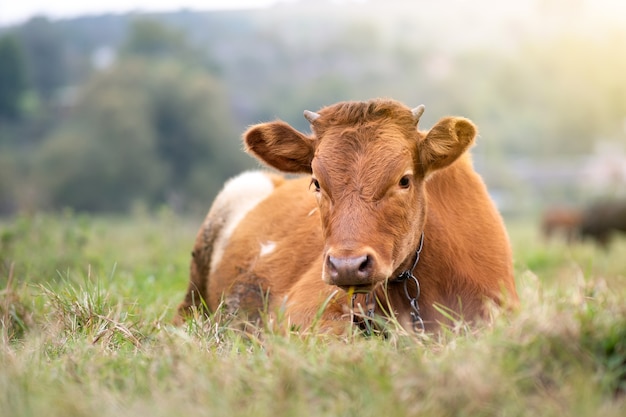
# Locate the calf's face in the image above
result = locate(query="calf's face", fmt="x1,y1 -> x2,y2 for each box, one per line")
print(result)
310,123 -> 425,289
244,100 -> 476,290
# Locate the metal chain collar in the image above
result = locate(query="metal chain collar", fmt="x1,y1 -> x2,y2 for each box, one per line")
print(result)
351,232 -> 425,333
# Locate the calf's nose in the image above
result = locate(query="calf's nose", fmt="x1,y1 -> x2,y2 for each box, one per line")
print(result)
326,253 -> 374,287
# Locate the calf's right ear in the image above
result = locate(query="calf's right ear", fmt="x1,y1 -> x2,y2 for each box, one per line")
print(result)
244,121 -> 316,174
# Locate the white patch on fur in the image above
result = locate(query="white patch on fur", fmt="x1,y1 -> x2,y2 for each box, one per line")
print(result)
259,241 -> 276,257
210,171 -> 276,275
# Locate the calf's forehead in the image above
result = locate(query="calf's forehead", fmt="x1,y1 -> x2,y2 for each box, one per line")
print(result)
314,124 -> 416,175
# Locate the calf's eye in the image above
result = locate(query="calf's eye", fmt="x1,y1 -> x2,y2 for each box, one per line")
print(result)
310,178 -> 321,192
399,175 -> 411,189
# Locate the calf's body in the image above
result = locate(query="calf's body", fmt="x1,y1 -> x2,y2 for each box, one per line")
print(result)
176,99 -> 518,332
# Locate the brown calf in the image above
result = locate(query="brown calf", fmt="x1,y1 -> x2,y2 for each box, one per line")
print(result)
540,206 -> 582,243
176,99 -> 518,333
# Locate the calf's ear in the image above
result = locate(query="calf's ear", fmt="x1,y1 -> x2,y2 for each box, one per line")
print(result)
418,117 -> 477,176
244,121 -> 316,173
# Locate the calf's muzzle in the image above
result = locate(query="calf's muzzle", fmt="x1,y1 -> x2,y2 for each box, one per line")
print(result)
325,253 -> 375,287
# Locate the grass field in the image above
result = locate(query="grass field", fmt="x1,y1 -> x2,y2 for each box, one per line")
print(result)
1,210 -> 625,417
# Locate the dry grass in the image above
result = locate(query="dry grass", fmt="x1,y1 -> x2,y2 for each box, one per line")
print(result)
1,213 -> 625,416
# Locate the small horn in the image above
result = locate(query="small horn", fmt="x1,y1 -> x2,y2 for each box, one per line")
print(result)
411,105 -> 425,124
303,110 -> 320,124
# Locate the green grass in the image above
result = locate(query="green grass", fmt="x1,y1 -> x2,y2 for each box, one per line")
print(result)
1,213 -> 625,416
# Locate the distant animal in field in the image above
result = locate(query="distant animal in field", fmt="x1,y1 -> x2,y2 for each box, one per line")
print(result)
175,98 -> 519,333
540,206 -> 582,243
579,199 -> 626,247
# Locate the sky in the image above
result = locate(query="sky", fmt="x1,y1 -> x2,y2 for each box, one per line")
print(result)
0,0 -> 298,26
2,0 -> 626,30
2,0 -> 625,52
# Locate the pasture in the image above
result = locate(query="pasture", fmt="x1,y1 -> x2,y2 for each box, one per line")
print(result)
1,211 -> 625,416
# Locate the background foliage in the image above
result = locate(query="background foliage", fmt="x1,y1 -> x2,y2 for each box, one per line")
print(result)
0,1 -> 625,215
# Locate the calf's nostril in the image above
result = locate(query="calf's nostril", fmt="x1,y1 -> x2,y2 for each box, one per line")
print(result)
358,255 -> 372,273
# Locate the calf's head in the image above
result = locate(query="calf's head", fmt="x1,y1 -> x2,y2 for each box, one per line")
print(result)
244,99 -> 476,290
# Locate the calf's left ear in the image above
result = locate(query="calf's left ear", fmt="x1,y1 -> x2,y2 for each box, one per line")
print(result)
418,117 -> 477,176
244,121 -> 316,173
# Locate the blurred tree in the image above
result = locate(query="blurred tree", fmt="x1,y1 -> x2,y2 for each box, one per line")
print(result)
147,62 -> 240,190
0,35 -> 28,122
35,73 -> 165,212
27,19 -> 252,213
35,58 -> 247,212
16,17 -> 67,102
121,19 -> 192,62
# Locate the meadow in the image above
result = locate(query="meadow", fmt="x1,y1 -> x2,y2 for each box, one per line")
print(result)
1,210 -> 625,417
